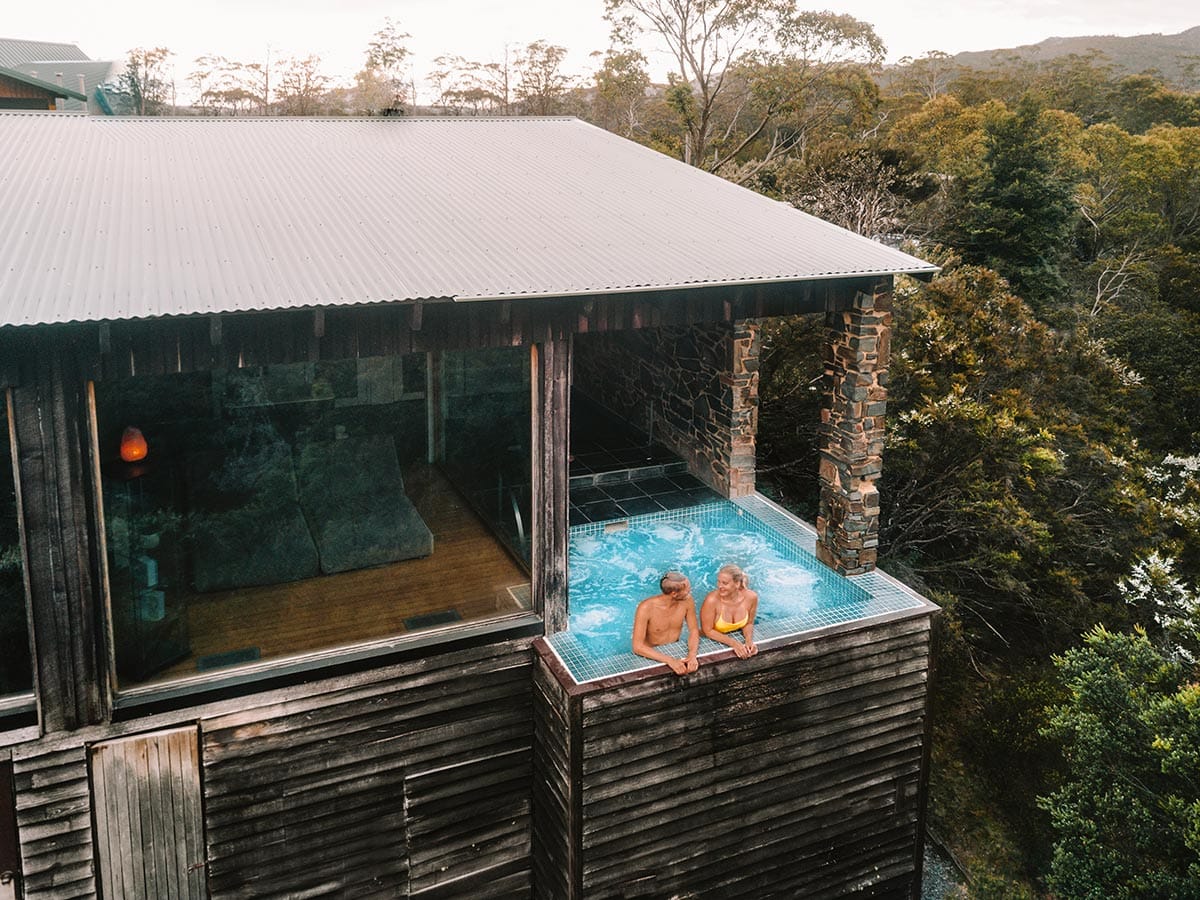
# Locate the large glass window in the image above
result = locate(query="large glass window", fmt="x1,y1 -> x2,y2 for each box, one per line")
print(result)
0,394 -> 33,702
94,349 -> 532,690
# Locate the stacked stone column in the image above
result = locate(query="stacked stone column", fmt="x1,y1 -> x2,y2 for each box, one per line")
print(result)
816,278 -> 892,575
726,320 -> 761,497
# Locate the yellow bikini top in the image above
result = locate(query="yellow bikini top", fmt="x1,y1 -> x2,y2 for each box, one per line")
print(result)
714,612 -> 748,634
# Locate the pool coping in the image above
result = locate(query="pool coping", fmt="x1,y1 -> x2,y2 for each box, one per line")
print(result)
540,491 -> 941,690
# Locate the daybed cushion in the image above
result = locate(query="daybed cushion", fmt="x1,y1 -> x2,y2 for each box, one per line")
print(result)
186,441 -> 321,593
294,435 -> 434,575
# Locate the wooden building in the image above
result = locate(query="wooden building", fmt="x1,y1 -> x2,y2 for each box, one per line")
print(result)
0,113 -> 939,898
0,66 -> 86,110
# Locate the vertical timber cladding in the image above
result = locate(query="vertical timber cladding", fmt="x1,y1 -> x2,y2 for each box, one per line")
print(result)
9,333 -> 106,732
533,337 -> 572,635
200,639 -> 535,898
90,726 -> 206,900
535,612 -> 933,900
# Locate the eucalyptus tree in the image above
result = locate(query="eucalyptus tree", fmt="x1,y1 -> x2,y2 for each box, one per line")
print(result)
429,49 -> 518,115
275,56 -> 331,116
514,41 -> 575,115
121,47 -> 174,115
603,0 -> 884,179
365,17 -> 412,110
190,55 -> 270,115
590,48 -> 652,136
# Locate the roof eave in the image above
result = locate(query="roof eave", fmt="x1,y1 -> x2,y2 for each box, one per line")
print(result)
455,268 -> 942,303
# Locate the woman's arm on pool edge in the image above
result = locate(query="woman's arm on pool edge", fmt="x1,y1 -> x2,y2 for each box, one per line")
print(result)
743,590 -> 759,656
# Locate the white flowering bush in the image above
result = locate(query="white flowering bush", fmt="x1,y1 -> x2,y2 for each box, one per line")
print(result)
1120,553 -> 1200,664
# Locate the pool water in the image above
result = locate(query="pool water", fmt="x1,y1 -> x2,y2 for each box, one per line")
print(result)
546,497 -> 927,683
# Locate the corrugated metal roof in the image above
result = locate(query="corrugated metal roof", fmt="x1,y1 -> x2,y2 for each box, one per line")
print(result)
0,113 -> 937,329
12,60 -> 121,111
0,37 -> 90,68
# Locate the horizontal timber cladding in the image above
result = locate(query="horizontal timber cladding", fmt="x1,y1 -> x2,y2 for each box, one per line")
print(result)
200,638 -> 535,898
0,276 -> 874,387
531,657 -> 575,900
534,612 -> 933,900
10,745 -> 97,899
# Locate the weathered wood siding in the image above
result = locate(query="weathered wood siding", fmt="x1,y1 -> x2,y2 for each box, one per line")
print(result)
2,639 -> 535,899
201,639 -> 534,898
534,613 -> 934,900
533,338 -> 571,634
90,726 -> 206,899
11,746 -> 95,899
9,340 -> 106,731
531,655 -> 575,900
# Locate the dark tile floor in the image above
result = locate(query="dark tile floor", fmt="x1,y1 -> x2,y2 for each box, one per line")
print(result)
569,395 -> 723,525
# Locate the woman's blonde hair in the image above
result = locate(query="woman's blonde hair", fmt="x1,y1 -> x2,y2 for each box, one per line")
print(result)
718,563 -> 748,589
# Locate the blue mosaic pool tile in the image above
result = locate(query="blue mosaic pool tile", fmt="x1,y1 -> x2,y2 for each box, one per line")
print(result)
547,495 -> 934,684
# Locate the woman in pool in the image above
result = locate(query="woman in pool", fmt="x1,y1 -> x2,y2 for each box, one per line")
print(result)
700,563 -> 759,658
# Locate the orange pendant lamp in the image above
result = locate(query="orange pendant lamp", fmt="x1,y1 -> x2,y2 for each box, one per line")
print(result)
119,427 -> 149,463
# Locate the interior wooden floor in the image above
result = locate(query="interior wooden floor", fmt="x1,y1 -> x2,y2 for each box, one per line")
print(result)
148,463 -> 530,685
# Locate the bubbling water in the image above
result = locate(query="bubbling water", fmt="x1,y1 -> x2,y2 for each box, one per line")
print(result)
567,505 -> 866,658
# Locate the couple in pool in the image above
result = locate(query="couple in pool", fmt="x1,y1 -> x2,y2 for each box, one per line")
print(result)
631,564 -> 758,675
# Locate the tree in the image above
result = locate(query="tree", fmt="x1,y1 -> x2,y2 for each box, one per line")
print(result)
944,97 -> 1081,306
431,49 -> 518,115
604,0 -> 884,177
878,257 -> 1150,653
889,50 -> 964,104
590,48 -> 652,136
1041,626 -> 1200,898
777,143 -> 937,237
189,55 -> 271,116
364,17 -> 411,111
1108,75 -> 1200,134
275,56 -> 331,116
121,47 -> 174,115
513,41 -> 574,115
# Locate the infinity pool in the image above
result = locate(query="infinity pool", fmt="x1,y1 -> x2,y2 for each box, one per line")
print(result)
545,494 -> 929,683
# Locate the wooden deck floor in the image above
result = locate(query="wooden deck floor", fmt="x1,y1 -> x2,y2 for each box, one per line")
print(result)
148,464 -> 530,684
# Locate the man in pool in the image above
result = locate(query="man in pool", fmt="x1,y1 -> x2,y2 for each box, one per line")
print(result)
632,571 -> 700,676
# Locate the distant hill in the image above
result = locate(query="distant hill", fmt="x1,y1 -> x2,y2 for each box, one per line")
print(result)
949,26 -> 1200,89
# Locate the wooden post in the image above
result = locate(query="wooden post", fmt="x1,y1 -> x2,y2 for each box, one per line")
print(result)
532,337 -> 570,634
10,334 -> 107,732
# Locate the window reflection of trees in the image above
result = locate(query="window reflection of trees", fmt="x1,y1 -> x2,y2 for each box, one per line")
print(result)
95,349 -> 532,687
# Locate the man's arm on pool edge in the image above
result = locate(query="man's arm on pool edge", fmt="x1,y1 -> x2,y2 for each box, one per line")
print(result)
683,602 -> 700,673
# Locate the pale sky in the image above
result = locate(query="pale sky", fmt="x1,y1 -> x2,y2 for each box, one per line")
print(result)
7,0 -> 1198,104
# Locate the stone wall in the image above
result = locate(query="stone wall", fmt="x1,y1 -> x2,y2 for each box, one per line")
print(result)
816,278 -> 892,575
573,321 -> 761,496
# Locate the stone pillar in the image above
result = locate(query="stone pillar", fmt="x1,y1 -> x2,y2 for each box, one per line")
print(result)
816,278 -> 891,575
726,320 -> 761,498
